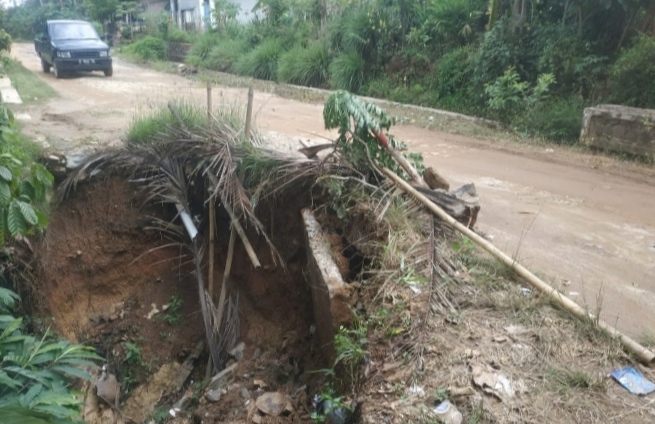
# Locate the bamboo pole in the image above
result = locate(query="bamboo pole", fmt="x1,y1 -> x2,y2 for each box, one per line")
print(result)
220,195 -> 261,269
245,86 -> 254,139
207,81 -> 212,124
206,81 -> 215,299
382,167 -> 655,366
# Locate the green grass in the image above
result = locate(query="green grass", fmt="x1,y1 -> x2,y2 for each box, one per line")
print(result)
235,39 -> 284,81
329,51 -> 365,92
122,36 -> 167,62
1,57 -> 57,103
547,368 -> 604,394
127,101 -> 246,145
278,41 -> 330,87
127,102 -> 205,144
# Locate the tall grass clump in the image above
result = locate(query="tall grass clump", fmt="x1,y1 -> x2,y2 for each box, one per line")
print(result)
203,38 -> 251,73
123,36 -> 167,61
235,39 -> 284,81
187,32 -> 222,64
127,102 -> 208,144
167,28 -> 192,43
329,51 -> 365,92
277,41 -> 329,87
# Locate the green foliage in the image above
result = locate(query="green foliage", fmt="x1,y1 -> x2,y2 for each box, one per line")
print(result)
0,28 -> 11,53
333,323 -> 368,381
324,91 -> 424,177
200,38 -> 250,73
0,106 -> 53,245
278,41 -> 329,87
160,295 -> 183,325
123,36 -> 167,61
414,0 -> 486,52
435,46 -> 480,113
235,38 -> 284,80
127,102 -> 208,145
531,25 -> 607,98
608,35 -> 655,108
167,29 -> 191,43
485,68 -> 554,124
0,287 -> 103,423
188,32 -> 222,63
83,0 -> 119,22
329,52 -> 365,92
120,25 -> 133,40
473,18 -> 532,90
514,97 -> 585,144
124,342 -> 143,365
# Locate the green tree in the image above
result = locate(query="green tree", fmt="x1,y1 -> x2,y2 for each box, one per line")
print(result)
83,0 -> 119,22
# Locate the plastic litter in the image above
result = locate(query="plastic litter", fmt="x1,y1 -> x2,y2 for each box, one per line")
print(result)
433,400 -> 463,424
611,366 -> 655,395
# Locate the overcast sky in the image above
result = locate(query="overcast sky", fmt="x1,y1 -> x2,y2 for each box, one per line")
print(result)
1,0 -> 23,8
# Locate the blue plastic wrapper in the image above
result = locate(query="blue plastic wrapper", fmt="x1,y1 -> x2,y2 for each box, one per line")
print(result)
611,366 -> 655,395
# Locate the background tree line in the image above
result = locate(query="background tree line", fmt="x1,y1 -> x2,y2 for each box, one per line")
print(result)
3,0 -> 655,142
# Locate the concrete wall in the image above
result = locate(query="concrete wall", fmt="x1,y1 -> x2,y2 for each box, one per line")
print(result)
301,209 -> 354,362
580,104 -> 655,157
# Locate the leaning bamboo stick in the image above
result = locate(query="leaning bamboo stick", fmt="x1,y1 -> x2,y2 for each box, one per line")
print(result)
220,195 -> 261,269
382,167 -> 655,366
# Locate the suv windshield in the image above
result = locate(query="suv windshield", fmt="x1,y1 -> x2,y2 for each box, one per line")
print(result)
50,22 -> 99,41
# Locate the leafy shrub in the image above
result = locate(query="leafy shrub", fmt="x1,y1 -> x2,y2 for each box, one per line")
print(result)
189,32 -> 222,63
120,25 -> 133,40
515,97 -> 585,144
435,46 -> 481,113
485,67 -> 555,123
123,36 -> 166,61
607,35 -> 655,108
235,39 -> 284,81
0,28 -> 11,53
0,287 -> 102,422
530,25 -> 609,101
473,18 -> 534,89
278,41 -> 329,87
363,77 -> 392,98
329,51 -> 365,92
167,28 -> 191,43
202,38 -> 250,72
416,0 -> 487,51
0,105 -> 53,245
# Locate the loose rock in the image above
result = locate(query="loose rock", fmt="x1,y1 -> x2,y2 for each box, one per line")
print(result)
255,392 -> 290,417
205,389 -> 222,403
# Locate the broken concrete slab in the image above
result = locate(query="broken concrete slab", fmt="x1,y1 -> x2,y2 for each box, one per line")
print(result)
301,209 -> 354,361
581,104 -> 655,157
0,77 -> 11,88
0,86 -> 23,104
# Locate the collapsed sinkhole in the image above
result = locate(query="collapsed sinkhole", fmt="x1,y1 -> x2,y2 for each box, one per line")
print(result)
28,173 -> 368,423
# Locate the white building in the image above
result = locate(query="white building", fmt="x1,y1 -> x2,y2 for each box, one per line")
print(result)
169,0 -> 216,31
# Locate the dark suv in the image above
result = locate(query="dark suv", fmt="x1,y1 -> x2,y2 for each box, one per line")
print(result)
35,20 -> 113,78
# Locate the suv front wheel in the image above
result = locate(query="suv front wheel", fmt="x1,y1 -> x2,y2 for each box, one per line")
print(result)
41,59 -> 51,73
103,66 -> 113,77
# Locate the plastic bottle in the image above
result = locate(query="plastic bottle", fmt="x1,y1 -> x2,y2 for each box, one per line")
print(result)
433,400 -> 463,424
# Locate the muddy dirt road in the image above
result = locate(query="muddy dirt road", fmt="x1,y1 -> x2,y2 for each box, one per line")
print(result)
11,43 -> 655,340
